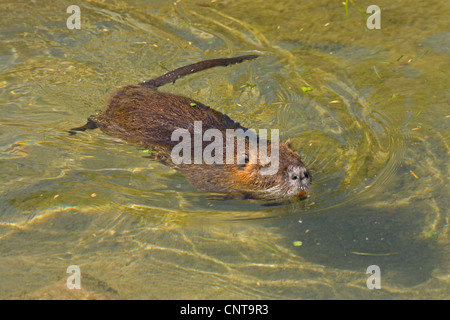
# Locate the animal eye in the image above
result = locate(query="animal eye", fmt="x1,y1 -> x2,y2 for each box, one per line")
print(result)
291,175 -> 298,180
238,153 -> 249,167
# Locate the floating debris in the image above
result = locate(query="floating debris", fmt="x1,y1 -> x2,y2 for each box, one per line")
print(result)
295,109 -> 306,122
372,66 -> 382,80
301,86 -> 312,92
254,239 -> 279,253
350,251 -> 398,256
428,231 -> 438,238
141,149 -> 157,155
410,170 -> 419,179
240,83 -> 256,89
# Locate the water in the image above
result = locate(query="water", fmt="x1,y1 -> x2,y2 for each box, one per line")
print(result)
0,0 -> 448,299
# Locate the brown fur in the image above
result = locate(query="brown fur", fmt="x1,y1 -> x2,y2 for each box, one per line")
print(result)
72,56 -> 311,200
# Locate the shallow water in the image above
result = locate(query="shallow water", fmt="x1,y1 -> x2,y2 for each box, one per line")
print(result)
0,0 -> 448,299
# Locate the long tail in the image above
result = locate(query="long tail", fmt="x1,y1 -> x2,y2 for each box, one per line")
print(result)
139,54 -> 259,88
69,54 -> 258,134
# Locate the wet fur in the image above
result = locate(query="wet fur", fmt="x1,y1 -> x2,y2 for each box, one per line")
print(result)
70,55 -> 311,199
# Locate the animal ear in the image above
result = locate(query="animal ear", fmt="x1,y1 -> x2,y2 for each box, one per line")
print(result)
284,139 -> 291,147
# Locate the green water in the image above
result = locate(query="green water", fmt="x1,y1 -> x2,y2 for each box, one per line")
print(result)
0,0 -> 448,299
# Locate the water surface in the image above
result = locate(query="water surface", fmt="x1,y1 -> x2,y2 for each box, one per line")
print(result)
0,0 -> 448,299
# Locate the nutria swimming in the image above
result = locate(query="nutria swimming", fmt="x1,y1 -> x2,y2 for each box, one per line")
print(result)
70,55 -> 311,200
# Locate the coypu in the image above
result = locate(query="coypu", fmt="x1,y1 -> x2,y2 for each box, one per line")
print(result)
70,55 -> 311,200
